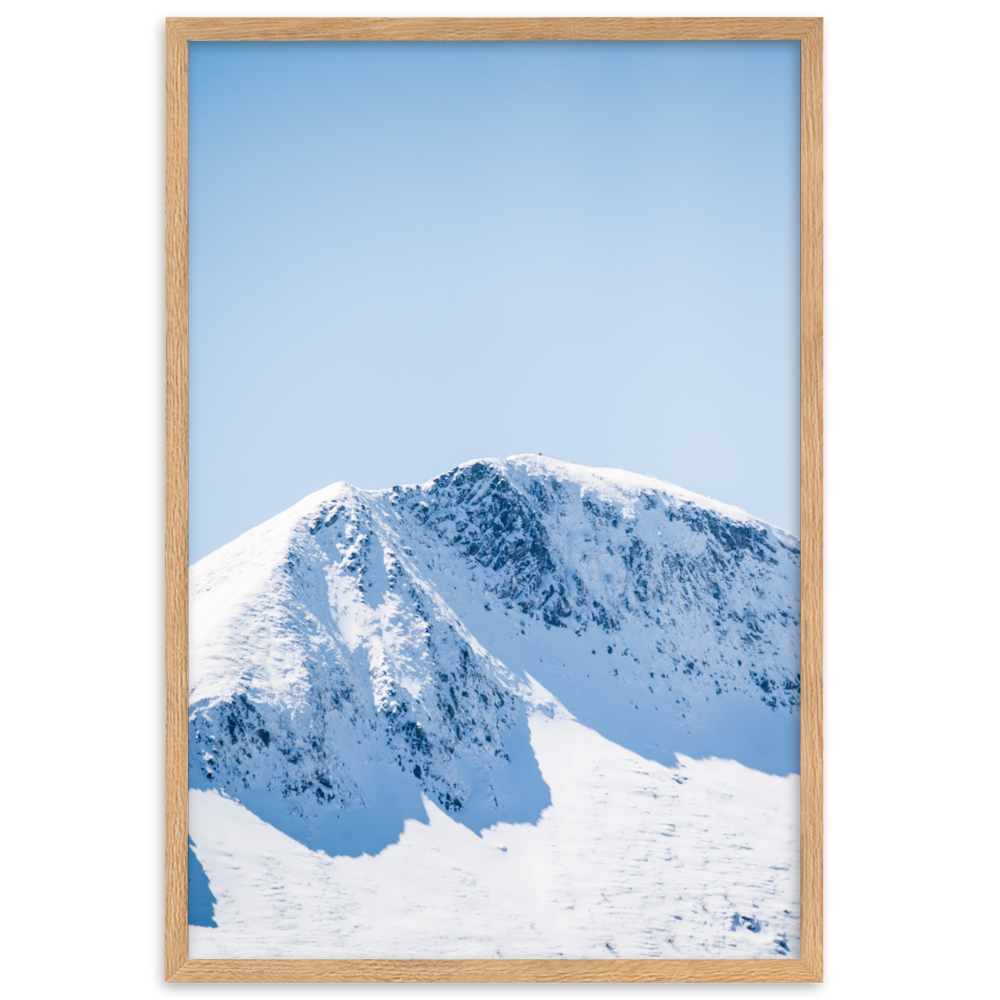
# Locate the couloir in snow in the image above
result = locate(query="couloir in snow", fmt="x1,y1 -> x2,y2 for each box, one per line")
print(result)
188,455 -> 801,958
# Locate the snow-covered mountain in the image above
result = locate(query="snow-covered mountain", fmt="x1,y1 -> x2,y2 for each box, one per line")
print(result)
189,455 -> 800,862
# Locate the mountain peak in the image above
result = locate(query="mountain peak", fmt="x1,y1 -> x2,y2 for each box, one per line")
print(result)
189,457 -> 800,860
190,455 -> 799,838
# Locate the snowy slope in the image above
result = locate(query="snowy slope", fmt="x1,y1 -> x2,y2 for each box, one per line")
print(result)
188,455 -> 801,956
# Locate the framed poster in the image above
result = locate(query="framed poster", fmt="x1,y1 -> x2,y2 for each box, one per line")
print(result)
165,18 -> 823,982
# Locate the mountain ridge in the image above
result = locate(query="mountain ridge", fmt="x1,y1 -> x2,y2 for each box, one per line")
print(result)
189,455 -> 800,858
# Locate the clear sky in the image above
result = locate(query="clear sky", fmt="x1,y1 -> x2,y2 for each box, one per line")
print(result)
189,40 -> 800,563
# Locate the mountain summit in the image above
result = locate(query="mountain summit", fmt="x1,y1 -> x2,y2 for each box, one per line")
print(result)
189,456 -> 800,858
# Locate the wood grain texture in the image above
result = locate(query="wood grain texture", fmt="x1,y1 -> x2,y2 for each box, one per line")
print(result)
164,17 -> 822,984
798,17 -> 824,985
164,16 -> 190,985
167,958 -> 820,983
167,17 -> 820,42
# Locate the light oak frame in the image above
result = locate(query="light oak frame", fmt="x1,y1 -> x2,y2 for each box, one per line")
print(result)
163,17 -> 824,983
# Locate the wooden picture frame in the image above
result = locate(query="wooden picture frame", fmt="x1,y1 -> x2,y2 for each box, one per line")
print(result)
166,16 -> 822,983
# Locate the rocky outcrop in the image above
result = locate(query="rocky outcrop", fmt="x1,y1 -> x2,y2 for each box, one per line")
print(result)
189,455 -> 800,856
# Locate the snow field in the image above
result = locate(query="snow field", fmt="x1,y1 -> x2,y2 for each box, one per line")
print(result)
190,686 -> 799,960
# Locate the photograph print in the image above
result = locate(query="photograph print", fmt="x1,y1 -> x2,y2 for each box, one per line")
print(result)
180,30 -> 813,965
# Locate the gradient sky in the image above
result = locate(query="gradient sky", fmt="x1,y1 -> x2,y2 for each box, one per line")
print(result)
189,40 -> 800,563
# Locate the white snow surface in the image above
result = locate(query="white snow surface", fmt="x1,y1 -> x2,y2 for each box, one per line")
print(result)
188,455 -> 801,958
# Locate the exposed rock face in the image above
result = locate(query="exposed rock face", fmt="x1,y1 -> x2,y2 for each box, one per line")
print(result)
189,455 -> 800,856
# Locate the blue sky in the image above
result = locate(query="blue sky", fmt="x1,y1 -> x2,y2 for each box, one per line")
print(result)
189,40 -> 800,563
